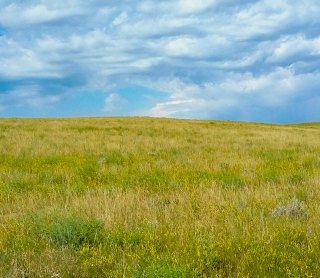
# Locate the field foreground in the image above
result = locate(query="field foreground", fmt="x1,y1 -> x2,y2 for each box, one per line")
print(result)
0,117 -> 320,277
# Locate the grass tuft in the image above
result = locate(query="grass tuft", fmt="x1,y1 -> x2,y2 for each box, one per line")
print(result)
271,197 -> 307,218
45,216 -> 104,248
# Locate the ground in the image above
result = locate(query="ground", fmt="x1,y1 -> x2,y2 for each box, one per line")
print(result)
0,117 -> 319,277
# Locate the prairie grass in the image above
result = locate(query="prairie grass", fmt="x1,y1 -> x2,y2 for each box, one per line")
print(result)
0,117 -> 319,277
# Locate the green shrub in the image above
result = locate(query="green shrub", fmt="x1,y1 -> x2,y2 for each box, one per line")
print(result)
46,216 -> 103,248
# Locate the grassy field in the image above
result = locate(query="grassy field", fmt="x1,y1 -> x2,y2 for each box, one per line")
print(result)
0,117 -> 319,277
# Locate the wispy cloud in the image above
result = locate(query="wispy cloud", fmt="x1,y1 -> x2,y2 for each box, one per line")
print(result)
104,93 -> 128,113
0,2 -> 85,27
0,0 -> 319,122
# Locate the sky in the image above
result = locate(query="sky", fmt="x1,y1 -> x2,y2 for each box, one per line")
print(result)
0,0 -> 320,123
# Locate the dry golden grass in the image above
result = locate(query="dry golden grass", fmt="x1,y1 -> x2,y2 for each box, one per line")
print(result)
0,117 -> 319,277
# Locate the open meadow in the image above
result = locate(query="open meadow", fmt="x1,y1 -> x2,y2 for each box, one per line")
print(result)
0,117 -> 320,277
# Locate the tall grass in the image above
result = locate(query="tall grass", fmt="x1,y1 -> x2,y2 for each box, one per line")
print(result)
0,117 -> 319,277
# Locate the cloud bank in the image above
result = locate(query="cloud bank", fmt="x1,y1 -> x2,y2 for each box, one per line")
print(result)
0,0 -> 319,122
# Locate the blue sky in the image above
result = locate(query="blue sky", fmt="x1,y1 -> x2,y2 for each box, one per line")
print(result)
0,0 -> 319,123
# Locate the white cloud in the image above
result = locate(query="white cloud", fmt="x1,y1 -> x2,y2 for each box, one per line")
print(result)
137,0 -> 217,15
177,0 -> 217,14
147,68 -> 320,119
149,99 -> 196,117
162,35 -> 229,58
0,38 -> 62,79
104,93 -> 128,113
1,84 -> 61,108
267,35 -> 320,63
112,12 -> 128,26
0,3 -> 84,27
0,0 -> 319,121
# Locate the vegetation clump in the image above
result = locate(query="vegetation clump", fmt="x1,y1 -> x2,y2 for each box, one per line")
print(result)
45,215 -> 104,248
271,197 -> 307,218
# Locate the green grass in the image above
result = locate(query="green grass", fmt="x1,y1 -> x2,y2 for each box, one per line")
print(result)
0,117 -> 319,277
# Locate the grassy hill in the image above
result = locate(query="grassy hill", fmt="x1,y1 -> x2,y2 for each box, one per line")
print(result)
0,117 -> 319,277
